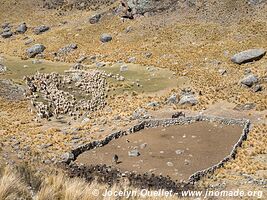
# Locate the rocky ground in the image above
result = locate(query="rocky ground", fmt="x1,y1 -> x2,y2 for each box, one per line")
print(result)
0,0 -> 267,199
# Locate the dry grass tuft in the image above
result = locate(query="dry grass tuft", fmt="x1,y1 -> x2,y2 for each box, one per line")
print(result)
0,166 -> 32,200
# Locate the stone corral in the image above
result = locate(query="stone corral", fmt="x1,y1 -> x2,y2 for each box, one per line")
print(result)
24,70 -> 108,119
61,115 -> 251,190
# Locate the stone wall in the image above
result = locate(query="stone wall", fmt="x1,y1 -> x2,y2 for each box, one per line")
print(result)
61,114 -> 251,187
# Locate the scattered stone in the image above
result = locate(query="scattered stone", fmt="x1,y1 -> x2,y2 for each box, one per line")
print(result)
231,49 -> 266,64
128,57 -> 136,63
96,62 -> 106,67
16,22 -> 27,34
218,69 -> 227,76
120,65 -> 128,72
27,44 -> 46,58
184,159 -> 190,165
166,162 -> 174,167
34,25 -> 50,35
132,108 -> 150,120
166,94 -> 177,104
1,31 -> 13,38
244,68 -> 252,75
175,150 -> 185,155
58,43 -> 78,55
179,94 -> 198,106
147,102 -> 159,107
117,76 -> 125,81
144,52 -> 152,58
89,14 -> 101,24
100,33 -> 112,43
234,103 -> 256,111
172,112 -> 185,118
252,84 -> 262,92
240,74 -> 258,87
2,22 -> 10,29
76,56 -> 87,63
125,26 -> 132,33
140,143 -> 147,149
128,149 -> 140,157
61,152 -> 74,163
25,38 -> 34,45
0,64 -> 7,73
70,63 -> 84,70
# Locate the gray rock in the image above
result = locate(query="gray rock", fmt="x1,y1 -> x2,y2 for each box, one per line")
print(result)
27,44 -> 46,58
175,149 -> 185,155
144,52 -> 152,58
100,33 -> 112,43
166,162 -> 174,167
140,143 -> 147,149
89,14 -> 101,24
61,152 -> 74,163
117,76 -> 125,81
244,68 -> 252,75
240,74 -> 258,87
252,84 -> 262,92
167,94 -> 177,104
147,102 -> 159,107
96,62 -> 106,67
16,22 -> 27,34
120,65 -> 128,72
234,103 -> 256,111
76,56 -> 87,63
1,31 -> 13,38
34,25 -> 50,35
179,94 -> 198,105
248,0 -> 266,5
125,26 -> 132,33
128,149 -> 140,157
25,38 -> 34,45
231,49 -> 266,64
2,22 -> 10,29
0,64 -> 7,73
132,108 -> 150,120
218,69 -> 227,76
128,57 -> 136,63
58,43 -> 78,55
3,26 -> 11,32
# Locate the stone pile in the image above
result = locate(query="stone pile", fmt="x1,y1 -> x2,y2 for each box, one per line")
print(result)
24,70 -> 108,119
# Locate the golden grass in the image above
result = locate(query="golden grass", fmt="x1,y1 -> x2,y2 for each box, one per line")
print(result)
0,164 -> 189,200
0,166 -> 31,200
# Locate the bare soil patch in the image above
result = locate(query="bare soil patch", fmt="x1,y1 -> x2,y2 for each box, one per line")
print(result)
76,121 -> 243,182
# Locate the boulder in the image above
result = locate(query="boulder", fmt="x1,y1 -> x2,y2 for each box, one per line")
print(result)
100,33 -> 112,43
34,25 -> 50,35
231,49 -> 266,64
89,14 -> 101,24
179,94 -> 198,105
27,44 -> 46,58
16,22 -> 27,34
240,74 -> 258,87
